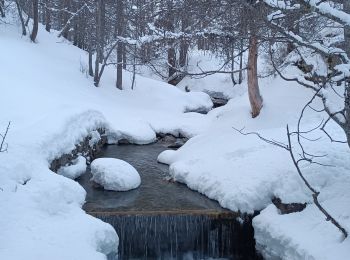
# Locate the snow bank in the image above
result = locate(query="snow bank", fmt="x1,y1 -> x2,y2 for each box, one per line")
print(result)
0,13 -> 211,260
57,155 -> 87,179
159,75 -> 350,258
91,158 -> 141,191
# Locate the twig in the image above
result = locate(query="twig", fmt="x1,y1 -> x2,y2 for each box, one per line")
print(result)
0,122 -> 11,152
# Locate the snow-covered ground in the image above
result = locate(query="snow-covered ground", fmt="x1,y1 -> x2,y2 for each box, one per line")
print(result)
1,10 -> 350,260
0,17 -> 212,260
159,75 -> 350,257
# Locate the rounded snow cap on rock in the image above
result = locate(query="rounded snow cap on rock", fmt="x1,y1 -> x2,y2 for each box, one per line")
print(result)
90,158 -> 141,191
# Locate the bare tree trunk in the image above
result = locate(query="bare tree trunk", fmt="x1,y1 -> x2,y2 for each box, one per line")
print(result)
179,13 -> 189,68
168,45 -> 176,80
16,1 -> 26,36
346,84 -> 350,148
123,44 -> 127,70
116,42 -> 123,89
116,0 -> 124,90
247,35 -> 263,118
0,0 -> 5,18
344,1 -> 350,58
88,47 -> 94,77
94,0 -> 102,87
45,0 -> 51,32
343,1 -> 350,148
99,0 -> 105,63
61,0 -> 70,39
239,39 -> 244,84
30,0 -> 39,42
230,42 -> 236,86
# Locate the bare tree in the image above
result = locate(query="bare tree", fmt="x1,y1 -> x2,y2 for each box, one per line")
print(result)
116,0 -> 124,90
30,0 -> 39,42
247,34 -> 263,117
16,0 -> 27,36
0,0 -> 5,18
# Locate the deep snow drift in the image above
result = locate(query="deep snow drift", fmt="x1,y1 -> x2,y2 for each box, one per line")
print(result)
0,17 -> 212,260
91,158 -> 141,191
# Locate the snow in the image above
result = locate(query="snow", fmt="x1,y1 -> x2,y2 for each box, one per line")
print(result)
158,72 -> 350,257
91,158 -> 141,191
57,155 -> 87,179
0,12 -> 211,260
1,5 -> 350,260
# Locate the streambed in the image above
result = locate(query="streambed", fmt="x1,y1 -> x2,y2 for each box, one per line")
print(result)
77,142 -> 262,259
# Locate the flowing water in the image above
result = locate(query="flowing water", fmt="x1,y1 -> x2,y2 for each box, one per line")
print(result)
77,142 -> 262,260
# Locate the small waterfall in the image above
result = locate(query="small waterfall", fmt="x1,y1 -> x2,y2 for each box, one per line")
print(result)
92,212 -> 261,260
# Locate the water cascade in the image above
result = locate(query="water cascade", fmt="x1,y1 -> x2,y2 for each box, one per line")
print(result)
78,142 -> 262,259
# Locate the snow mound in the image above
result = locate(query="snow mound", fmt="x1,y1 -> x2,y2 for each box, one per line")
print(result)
57,156 -> 87,179
91,158 -> 141,191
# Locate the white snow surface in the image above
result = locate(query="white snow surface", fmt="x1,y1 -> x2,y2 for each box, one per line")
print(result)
91,158 -> 141,191
1,9 -> 350,260
57,155 -> 87,179
159,75 -> 350,257
0,16 -> 211,260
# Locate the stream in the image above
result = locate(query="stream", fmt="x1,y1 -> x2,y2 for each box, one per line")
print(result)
77,142 -> 262,260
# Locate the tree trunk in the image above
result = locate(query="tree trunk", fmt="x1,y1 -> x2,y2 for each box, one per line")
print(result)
168,45 -> 176,80
230,42 -> 236,86
344,1 -> 350,58
0,0 -> 5,18
88,47 -> 94,77
116,42 -> 123,90
345,84 -> 350,148
247,35 -> 263,118
45,0 -> 51,32
16,1 -> 26,36
116,0 -> 124,90
94,0 -> 102,87
61,0 -> 70,39
179,13 -> 189,68
239,39 -> 244,84
30,0 -> 39,42
123,44 -> 127,70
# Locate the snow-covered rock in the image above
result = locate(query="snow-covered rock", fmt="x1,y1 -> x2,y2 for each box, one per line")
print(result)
91,158 -> 141,191
57,155 -> 87,179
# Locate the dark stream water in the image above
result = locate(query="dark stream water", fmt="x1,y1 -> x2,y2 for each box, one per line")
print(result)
77,142 -> 262,260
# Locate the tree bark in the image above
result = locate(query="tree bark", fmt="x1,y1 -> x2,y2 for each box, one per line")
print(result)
44,0 -> 51,32
247,35 -> 263,118
346,85 -> 350,148
0,0 -> 5,18
344,1 -> 350,58
61,0 -> 70,39
116,0 -> 124,90
168,45 -> 176,80
30,0 -> 39,42
94,0 -> 102,87
16,1 -> 26,36
88,47 -> 94,77
239,39 -> 244,84
179,11 -> 189,68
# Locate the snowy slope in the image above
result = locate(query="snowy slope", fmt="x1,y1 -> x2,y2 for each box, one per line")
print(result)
0,18 -> 212,260
159,68 -> 350,257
